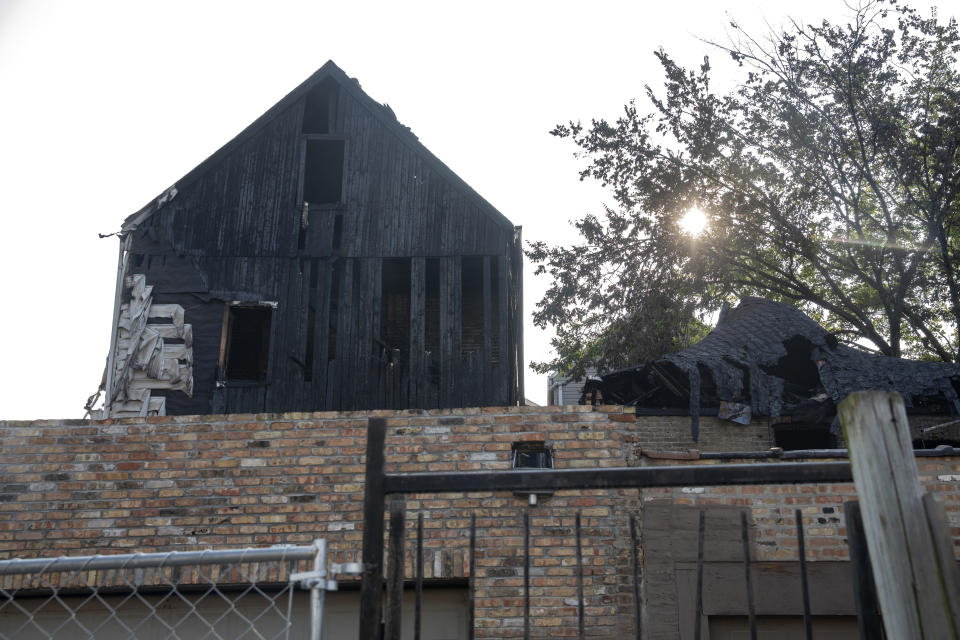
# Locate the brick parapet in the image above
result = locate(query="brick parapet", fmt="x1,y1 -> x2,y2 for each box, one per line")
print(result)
1,406 -> 959,638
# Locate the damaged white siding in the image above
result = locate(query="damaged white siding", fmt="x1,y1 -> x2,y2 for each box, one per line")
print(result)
99,274 -> 193,418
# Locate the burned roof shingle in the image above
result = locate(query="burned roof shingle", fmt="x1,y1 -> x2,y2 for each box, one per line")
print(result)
590,298 -> 960,439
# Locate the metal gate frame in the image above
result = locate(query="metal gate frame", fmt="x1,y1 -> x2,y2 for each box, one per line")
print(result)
357,417 -> 883,640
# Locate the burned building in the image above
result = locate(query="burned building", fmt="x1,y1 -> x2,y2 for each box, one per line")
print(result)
587,298 -> 960,447
94,61 -> 523,418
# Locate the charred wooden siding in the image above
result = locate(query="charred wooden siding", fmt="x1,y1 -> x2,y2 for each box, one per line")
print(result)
119,63 -> 522,415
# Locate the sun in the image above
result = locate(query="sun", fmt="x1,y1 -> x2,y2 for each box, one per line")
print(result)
678,207 -> 709,237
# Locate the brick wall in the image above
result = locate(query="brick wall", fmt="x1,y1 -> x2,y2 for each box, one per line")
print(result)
639,455 -> 960,562
1,406 -> 958,638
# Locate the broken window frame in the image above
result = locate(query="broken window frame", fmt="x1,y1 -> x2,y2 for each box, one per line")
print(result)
217,301 -> 276,385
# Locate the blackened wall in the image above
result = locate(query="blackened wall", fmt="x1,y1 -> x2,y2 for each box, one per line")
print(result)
124,68 -> 522,414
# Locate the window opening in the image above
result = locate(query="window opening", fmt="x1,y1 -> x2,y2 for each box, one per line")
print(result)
304,140 -> 344,204
512,441 -> 553,469
302,78 -> 339,134
222,305 -> 272,382
461,256 -> 484,358
381,259 -> 411,362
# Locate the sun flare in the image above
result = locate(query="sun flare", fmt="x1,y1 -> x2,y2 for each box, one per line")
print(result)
679,207 -> 709,237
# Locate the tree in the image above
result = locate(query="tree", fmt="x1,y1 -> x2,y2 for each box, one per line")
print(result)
528,0 -> 960,380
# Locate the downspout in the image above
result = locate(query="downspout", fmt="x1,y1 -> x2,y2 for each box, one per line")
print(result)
103,232 -> 132,417
513,225 -> 524,405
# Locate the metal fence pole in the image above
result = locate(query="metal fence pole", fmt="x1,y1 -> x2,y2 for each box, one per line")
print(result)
311,539 -> 327,640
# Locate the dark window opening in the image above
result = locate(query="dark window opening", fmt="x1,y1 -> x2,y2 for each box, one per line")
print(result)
425,258 -> 441,388
381,258 -> 411,361
223,305 -> 272,382
302,78 -> 339,134
773,422 -> 836,451
304,140 -> 344,204
461,256 -> 484,358
512,442 -> 553,469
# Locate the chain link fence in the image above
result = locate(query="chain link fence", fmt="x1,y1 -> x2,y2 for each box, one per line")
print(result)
0,543 -> 325,640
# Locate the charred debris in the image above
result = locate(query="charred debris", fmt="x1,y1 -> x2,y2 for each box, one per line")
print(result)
583,298 -> 960,447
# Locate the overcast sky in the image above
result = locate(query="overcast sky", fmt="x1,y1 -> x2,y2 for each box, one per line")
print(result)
0,0 -> 948,419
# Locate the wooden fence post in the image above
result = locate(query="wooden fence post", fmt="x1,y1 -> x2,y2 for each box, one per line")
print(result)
838,390 -> 960,640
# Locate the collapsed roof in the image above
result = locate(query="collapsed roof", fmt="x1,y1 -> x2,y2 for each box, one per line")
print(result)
586,298 -> 960,440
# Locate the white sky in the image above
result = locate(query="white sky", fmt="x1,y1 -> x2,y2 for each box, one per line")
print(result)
0,0 -> 948,419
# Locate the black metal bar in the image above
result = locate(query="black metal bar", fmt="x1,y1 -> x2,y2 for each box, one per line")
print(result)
469,512 -> 476,640
359,417 -> 387,640
416,512 -> 423,640
385,496 -> 405,640
700,450 -> 781,460
795,509 -> 812,640
383,462 -> 852,494
740,510 -> 757,640
576,510 -> 584,640
630,513 -> 641,640
694,510 -> 705,640
524,508 -> 531,640
844,500 -> 884,640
